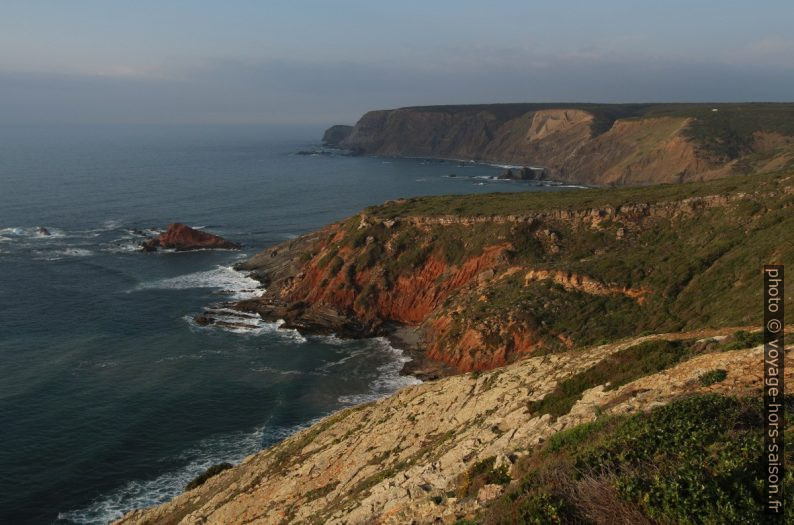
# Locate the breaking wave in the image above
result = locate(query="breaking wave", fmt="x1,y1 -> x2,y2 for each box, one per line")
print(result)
132,266 -> 264,300
57,416 -> 324,525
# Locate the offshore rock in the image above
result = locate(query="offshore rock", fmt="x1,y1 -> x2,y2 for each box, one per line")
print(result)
141,223 -> 240,252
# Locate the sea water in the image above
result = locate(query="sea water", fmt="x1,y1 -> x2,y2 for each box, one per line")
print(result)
0,124 -> 572,524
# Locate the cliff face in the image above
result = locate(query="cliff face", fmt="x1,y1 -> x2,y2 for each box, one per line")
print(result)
321,124 -> 353,147
227,172 -> 793,373
334,104 -> 794,185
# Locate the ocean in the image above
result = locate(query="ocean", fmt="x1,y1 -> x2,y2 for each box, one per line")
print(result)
0,124 -> 573,524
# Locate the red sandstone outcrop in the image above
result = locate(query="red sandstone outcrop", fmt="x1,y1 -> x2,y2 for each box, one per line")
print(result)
142,223 -> 240,252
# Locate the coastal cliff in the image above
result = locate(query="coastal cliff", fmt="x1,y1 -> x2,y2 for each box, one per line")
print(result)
330,103 -> 794,185
225,171 -> 793,373
120,170 -> 794,523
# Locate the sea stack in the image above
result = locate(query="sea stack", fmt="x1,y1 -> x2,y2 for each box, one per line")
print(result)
142,223 -> 240,252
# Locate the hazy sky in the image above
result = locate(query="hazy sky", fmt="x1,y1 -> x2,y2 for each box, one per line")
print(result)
2,1 -> 793,125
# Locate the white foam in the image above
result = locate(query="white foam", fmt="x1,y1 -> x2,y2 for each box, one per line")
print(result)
35,248 -> 95,261
337,338 -> 421,406
105,241 -> 142,254
185,314 -> 307,342
102,219 -> 122,230
58,340 -> 419,523
0,226 -> 66,239
134,266 -> 264,300
58,417 -> 324,525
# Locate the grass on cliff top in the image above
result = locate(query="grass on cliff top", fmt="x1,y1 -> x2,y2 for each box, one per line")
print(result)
529,339 -> 693,418
528,331 -> 762,419
368,169 -> 789,218
351,170 -> 791,359
394,102 -> 794,150
472,394 -> 794,524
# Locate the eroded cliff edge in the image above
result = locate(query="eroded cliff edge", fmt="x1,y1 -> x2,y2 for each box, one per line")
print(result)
221,171 -> 793,373
326,103 -> 794,186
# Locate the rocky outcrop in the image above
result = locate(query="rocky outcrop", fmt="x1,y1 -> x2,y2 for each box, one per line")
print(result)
523,269 -> 650,303
116,329 -> 792,524
322,125 -> 354,147
330,104 -> 794,185
142,223 -> 240,252
497,167 -> 546,180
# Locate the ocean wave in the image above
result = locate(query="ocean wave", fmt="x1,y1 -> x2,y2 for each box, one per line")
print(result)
337,338 -> 422,405
35,248 -> 95,261
0,226 -> 67,239
58,339 -> 419,524
185,314 -> 307,342
104,241 -> 142,254
250,365 -> 304,376
133,266 -> 264,300
102,219 -> 123,230
57,416 -> 324,525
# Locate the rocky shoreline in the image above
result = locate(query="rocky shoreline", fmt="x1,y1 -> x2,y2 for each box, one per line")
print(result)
117,327 -> 793,524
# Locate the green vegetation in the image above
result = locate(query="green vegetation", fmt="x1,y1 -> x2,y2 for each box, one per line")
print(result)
185,462 -> 233,491
315,170 -> 791,367
397,102 -> 794,150
456,456 -> 512,499
405,171 -> 792,356
698,369 -> 728,386
478,394 -> 794,524
304,481 -> 340,502
722,330 -> 765,350
529,339 -> 694,418
368,169 -> 785,218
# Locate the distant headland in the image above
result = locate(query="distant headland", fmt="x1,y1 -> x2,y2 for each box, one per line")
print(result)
324,102 -> 794,186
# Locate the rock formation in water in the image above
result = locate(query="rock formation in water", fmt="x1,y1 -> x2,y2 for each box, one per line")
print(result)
141,223 -> 240,252
498,167 -> 546,180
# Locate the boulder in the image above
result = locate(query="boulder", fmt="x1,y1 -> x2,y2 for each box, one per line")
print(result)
142,223 -> 240,252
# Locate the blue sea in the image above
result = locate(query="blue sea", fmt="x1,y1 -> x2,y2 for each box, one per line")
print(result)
0,124 -> 573,524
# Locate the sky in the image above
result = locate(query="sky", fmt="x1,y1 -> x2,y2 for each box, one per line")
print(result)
1,0 -> 793,126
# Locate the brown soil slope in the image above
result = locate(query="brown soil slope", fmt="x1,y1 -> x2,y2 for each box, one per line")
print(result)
333,104 -> 794,185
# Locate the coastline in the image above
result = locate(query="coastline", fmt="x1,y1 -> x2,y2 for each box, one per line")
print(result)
383,323 -> 456,381
322,147 -> 587,188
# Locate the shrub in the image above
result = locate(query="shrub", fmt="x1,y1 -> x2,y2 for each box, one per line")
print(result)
530,339 -> 692,418
328,255 -> 344,274
722,330 -> 764,351
698,369 -> 728,386
185,462 -> 233,490
478,394 -> 794,524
